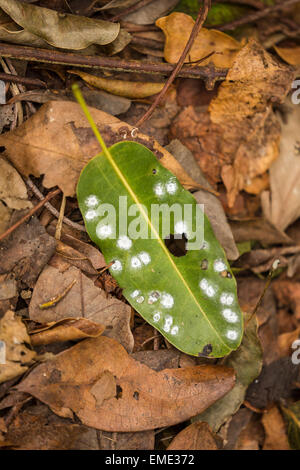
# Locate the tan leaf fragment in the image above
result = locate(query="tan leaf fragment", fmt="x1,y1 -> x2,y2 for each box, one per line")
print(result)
17,335 -> 235,431
167,422 -> 218,450
262,406 -> 290,450
275,46 -> 300,66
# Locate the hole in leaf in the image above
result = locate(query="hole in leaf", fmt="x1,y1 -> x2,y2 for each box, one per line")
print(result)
201,259 -> 208,270
164,233 -> 187,257
152,169 -> 157,174
116,385 -> 123,399
133,391 -> 139,400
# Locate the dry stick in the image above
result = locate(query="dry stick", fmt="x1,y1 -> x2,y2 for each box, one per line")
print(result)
0,43 -> 227,81
55,193 -> 66,240
5,58 -> 36,115
0,188 -> 61,243
215,0 -> 300,31
135,0 -> 211,129
110,0 -> 157,22
26,177 -> 86,232
0,72 -> 46,88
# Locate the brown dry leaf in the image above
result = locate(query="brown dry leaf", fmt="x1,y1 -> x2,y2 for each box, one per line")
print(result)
29,265 -> 134,352
69,70 -> 164,99
261,103 -> 300,232
262,406 -> 290,450
272,280 -> 300,320
156,12 -> 241,67
51,240 -> 101,276
278,328 -> 300,357
0,157 -> 32,211
30,318 -> 105,346
0,100 -> 200,197
17,335 -> 235,431
0,311 -> 36,384
275,46 -> 300,66
167,422 -> 218,450
99,430 -> 154,450
0,214 -> 56,288
229,218 -> 293,246
170,40 -> 293,207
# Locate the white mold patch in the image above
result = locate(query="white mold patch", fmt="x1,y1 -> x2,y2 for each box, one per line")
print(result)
96,223 -> 112,239
117,235 -> 132,250
199,278 -> 216,297
161,293 -> 174,309
170,325 -> 179,336
138,251 -> 151,265
85,209 -> 97,221
136,295 -> 144,304
131,290 -> 140,299
220,293 -> 234,306
163,314 -> 173,332
111,260 -> 122,273
154,183 -> 165,197
131,256 -> 142,269
214,259 -> 227,272
166,178 -> 177,195
153,312 -> 161,322
174,220 -> 188,236
85,195 -> 99,208
222,309 -> 238,323
201,241 -> 209,250
226,329 -> 238,341
148,291 -> 160,304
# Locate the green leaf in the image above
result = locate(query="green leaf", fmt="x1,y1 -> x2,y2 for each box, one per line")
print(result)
282,401 -> 300,450
75,87 -> 243,358
173,1 -> 247,24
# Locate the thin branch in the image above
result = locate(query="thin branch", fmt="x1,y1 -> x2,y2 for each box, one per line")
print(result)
135,0 -> 211,129
215,0 -> 300,31
26,177 -> 86,232
0,72 -> 46,88
0,188 -> 61,243
0,42 -> 227,81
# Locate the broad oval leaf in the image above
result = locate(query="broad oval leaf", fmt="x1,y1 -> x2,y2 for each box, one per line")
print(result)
77,140 -> 243,358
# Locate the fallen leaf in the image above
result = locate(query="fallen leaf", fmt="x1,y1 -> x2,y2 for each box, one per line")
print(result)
124,0 -> 179,25
262,406 -> 290,450
0,214 -> 56,288
69,70 -> 164,99
99,430 -> 155,450
0,157 -> 32,211
0,0 -> 120,50
17,335 -> 236,431
29,265 -> 134,352
167,422 -> 218,450
0,100 -> 200,197
194,314 -> 262,431
165,139 -> 239,260
278,328 -> 300,357
275,45 -> 300,66
229,218 -> 293,246
282,401 -> 300,450
30,318 -> 105,346
273,280 -> 300,320
0,310 -> 36,384
156,12 -> 241,67
261,103 -> 300,232
170,40 -> 293,207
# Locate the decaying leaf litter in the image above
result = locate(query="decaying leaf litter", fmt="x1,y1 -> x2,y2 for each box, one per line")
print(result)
0,0 -> 299,451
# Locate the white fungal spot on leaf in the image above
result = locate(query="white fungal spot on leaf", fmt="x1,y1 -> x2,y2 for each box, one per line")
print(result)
96,223 -> 112,239
138,252 -> 151,265
111,260 -> 122,272
131,290 -> 140,299
174,220 -> 188,235
85,195 -> 99,208
163,314 -> 173,332
117,235 -> 132,250
170,325 -> 179,335
148,291 -> 160,304
200,279 -> 208,290
200,279 -> 216,297
154,183 -> 165,197
131,256 -> 142,269
220,293 -> 234,306
161,293 -> 174,308
222,309 -> 238,323
226,329 -> 238,340
214,259 -> 227,272
166,178 -> 177,195
153,312 -> 161,322
85,209 -> 97,221
136,296 -> 145,304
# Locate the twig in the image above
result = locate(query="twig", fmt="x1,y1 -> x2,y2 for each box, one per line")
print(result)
135,0 -> 211,129
215,0 -> 300,31
55,193 -> 66,240
5,58 -> 36,115
39,279 -> 77,309
0,188 -> 61,243
0,43 -> 227,81
0,58 -> 23,127
110,0 -> 156,22
0,72 -> 46,88
26,177 -> 86,232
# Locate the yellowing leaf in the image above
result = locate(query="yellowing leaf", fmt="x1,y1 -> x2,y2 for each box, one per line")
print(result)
156,12 -> 241,67
274,45 -> 300,66
69,70 -> 164,99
